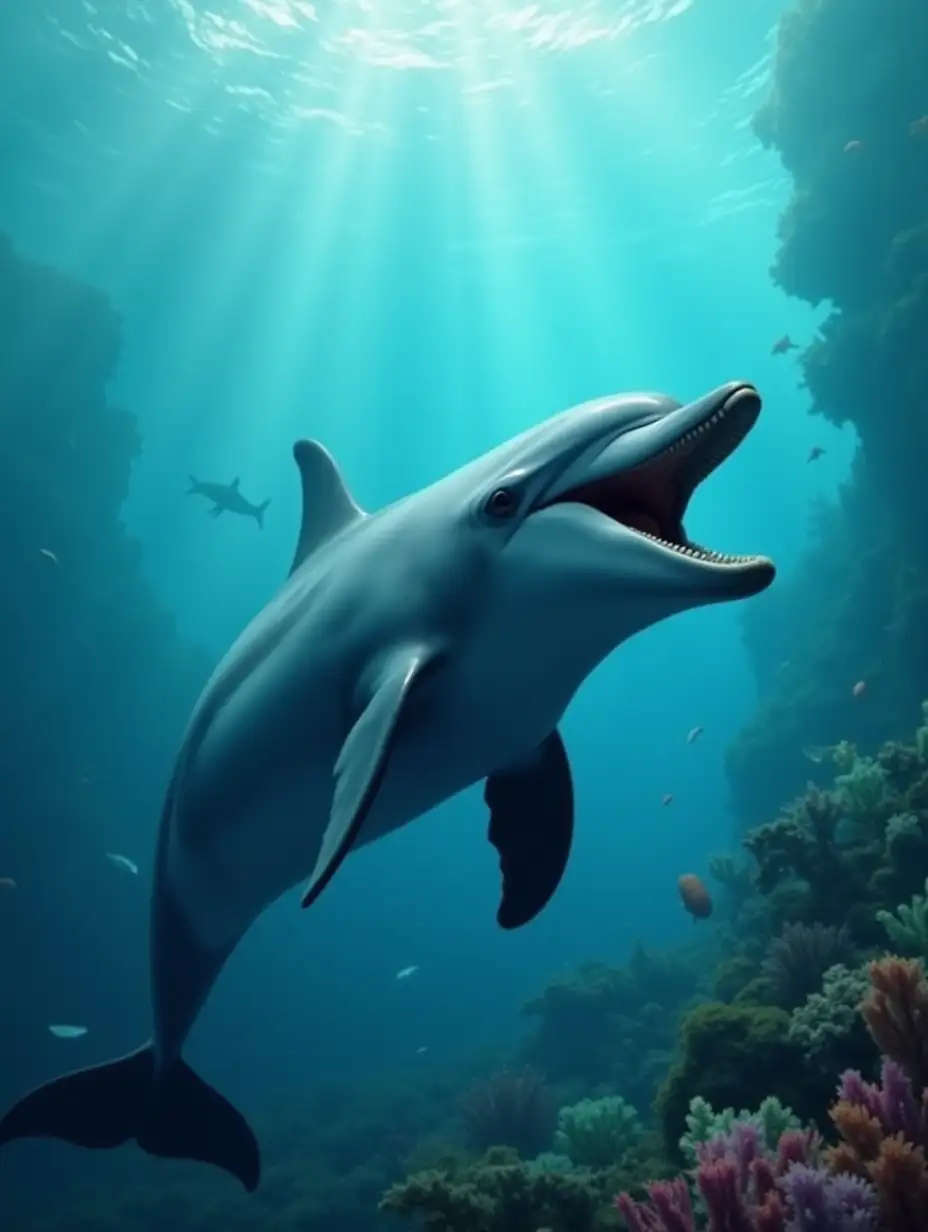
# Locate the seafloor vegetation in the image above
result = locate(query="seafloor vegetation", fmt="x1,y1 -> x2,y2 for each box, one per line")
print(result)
4,0 -> 928,1228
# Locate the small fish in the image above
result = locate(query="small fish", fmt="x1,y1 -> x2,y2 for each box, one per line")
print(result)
105,852 -> 139,876
803,745 -> 827,764
685,725 -> 703,745
48,1024 -> 88,1039
843,139 -> 863,154
807,446 -> 826,462
909,116 -> 928,138
396,965 -> 419,980
39,548 -> 59,565
771,334 -> 798,356
662,793 -> 674,807
0,877 -> 16,891
852,679 -> 867,698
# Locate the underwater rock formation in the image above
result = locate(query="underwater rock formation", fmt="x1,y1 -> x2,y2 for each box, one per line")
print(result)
727,0 -> 928,828
0,233 -> 211,1189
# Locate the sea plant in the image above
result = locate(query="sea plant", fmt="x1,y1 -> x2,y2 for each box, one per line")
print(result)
458,1066 -> 556,1158
554,1094 -> 642,1168
787,962 -> 873,1069
876,880 -> 928,958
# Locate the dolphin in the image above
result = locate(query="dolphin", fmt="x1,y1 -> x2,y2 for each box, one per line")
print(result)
187,475 -> 270,527
0,380 -> 774,1192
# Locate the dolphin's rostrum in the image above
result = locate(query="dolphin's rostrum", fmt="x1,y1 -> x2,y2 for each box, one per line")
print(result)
0,381 -> 775,1191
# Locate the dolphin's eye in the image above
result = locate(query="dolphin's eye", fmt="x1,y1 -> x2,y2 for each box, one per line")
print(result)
485,487 -> 519,520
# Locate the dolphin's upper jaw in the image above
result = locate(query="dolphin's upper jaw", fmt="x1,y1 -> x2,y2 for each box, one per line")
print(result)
538,383 -> 775,597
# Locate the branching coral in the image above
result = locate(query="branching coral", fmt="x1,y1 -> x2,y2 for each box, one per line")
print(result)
679,1094 -> 800,1168
876,883 -> 928,959
555,1096 -> 642,1169
619,1115 -> 876,1231
787,963 -> 875,1073
828,1065 -> 928,1231
860,957 -> 928,1091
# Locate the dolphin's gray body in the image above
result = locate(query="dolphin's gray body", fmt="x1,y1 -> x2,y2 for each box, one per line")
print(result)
188,474 -> 270,527
0,381 -> 774,1191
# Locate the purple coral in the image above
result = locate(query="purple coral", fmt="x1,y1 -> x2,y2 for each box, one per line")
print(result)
779,1162 -> 878,1231
837,1058 -> 927,1147
615,1176 -> 694,1232
615,1116 -> 878,1232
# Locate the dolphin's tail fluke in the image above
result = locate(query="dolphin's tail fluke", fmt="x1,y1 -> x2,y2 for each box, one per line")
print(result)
187,475 -> 200,494
0,1044 -> 260,1191
254,499 -> 270,529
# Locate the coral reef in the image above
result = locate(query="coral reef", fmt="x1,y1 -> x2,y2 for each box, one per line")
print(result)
678,1095 -> 801,1167
380,1146 -> 618,1232
726,0 -> 928,827
655,1002 -> 809,1160
787,963 -> 877,1075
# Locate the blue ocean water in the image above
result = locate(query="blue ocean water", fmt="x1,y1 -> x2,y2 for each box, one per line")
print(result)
1,0 -> 859,1222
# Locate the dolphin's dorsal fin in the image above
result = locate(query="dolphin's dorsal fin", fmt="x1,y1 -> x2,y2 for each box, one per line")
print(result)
289,439 -> 365,575
231,476 -> 240,489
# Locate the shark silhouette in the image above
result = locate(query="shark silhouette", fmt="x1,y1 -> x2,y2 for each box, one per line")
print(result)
187,475 -> 270,527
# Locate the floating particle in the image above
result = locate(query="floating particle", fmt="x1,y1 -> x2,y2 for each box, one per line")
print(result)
396,965 -> 419,980
0,877 -> 16,891
852,680 -> 867,698
39,548 -> 59,565
662,793 -> 674,807
685,726 -> 703,745
48,1024 -> 88,1039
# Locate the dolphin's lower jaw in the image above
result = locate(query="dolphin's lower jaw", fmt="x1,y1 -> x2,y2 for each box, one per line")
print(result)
539,382 -> 775,599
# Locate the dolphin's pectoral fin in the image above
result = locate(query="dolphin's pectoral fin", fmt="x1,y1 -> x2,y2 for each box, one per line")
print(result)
289,439 -> 366,575
301,645 -> 435,910
485,729 -> 574,930
210,504 -> 223,517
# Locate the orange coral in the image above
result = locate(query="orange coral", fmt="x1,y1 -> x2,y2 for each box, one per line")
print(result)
827,1141 -> 868,1179
862,957 -> 928,1091
828,1101 -> 884,1162
868,1134 -> 928,1232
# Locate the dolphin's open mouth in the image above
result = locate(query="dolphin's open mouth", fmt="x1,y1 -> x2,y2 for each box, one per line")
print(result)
541,383 -> 774,585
